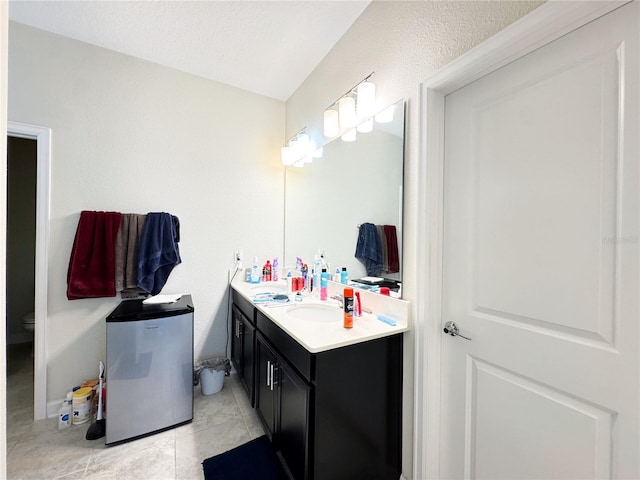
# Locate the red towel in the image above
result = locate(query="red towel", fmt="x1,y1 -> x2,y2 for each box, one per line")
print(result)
384,225 -> 400,274
67,211 -> 122,300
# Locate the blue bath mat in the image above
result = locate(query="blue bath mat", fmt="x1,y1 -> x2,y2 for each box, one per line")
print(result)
202,435 -> 287,480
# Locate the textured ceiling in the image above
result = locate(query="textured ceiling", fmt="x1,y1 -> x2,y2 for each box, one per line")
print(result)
8,0 -> 370,101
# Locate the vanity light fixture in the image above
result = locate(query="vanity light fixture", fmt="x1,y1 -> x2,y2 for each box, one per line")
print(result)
281,127 -> 322,167
323,72 -> 375,140
338,96 -> 356,129
356,80 -> 376,118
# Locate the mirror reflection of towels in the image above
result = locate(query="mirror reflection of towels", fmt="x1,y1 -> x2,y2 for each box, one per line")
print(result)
355,222 -> 383,276
384,225 -> 399,274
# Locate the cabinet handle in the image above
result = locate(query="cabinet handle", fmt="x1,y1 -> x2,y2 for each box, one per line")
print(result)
270,364 -> 277,391
266,360 -> 271,387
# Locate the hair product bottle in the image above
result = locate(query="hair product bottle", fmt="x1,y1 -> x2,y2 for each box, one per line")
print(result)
343,287 -> 354,329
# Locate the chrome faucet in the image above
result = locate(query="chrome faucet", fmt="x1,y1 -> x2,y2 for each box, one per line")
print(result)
330,294 -> 344,308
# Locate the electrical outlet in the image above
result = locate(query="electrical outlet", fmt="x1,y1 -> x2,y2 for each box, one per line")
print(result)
234,248 -> 243,268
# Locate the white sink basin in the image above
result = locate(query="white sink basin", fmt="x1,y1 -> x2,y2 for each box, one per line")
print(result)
251,284 -> 287,294
286,303 -> 343,323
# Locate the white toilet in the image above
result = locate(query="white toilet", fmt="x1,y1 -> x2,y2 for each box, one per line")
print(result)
22,312 -> 35,333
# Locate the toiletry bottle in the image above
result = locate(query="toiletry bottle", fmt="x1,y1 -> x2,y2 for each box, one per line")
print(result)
343,287 -> 354,328
57,392 -> 73,430
340,267 -> 348,285
272,258 -> 279,282
250,257 -> 261,284
320,268 -> 328,301
319,250 -> 329,273
353,291 -> 361,317
333,268 -> 341,282
313,255 -> 321,294
301,264 -> 309,290
262,260 -> 272,282
286,271 -> 293,292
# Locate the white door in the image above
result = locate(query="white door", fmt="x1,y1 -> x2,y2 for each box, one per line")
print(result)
440,2 -> 639,479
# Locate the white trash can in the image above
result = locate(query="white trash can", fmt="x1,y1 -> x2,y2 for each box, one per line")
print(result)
200,368 -> 225,395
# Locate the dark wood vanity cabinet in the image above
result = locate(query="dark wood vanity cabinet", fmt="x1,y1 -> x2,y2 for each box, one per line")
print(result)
254,308 -> 403,480
255,332 -> 311,480
230,290 -> 256,405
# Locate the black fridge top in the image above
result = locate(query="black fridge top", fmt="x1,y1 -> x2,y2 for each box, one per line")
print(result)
106,294 -> 194,322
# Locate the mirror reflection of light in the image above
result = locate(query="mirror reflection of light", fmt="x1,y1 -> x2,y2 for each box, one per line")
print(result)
375,105 -> 394,123
357,118 -> 373,133
341,128 -> 357,142
282,130 -> 323,166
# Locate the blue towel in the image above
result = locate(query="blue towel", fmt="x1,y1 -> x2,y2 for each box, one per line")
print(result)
137,212 -> 181,295
355,222 -> 383,276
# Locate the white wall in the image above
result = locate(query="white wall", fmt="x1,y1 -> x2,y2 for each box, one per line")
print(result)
285,1 -> 543,478
8,22 -> 285,407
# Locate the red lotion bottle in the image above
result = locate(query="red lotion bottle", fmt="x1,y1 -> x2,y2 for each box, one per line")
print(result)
262,260 -> 272,281
343,287 -> 354,329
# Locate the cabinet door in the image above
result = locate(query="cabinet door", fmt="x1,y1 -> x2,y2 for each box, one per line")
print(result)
277,359 -> 311,480
241,319 -> 256,406
230,305 -> 244,377
255,333 -> 277,440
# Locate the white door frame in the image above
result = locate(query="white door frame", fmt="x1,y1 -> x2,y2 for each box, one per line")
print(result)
7,121 -> 50,421
414,1 -> 629,478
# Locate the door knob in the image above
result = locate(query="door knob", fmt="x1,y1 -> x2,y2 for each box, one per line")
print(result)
443,321 -> 471,340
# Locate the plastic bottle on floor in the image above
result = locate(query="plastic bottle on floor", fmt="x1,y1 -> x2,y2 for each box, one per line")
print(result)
58,392 -> 72,430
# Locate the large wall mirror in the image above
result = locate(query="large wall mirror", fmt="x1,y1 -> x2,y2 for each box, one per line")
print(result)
284,99 -> 405,292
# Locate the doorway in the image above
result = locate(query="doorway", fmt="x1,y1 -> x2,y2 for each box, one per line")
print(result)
6,122 -> 50,421
6,136 -> 37,432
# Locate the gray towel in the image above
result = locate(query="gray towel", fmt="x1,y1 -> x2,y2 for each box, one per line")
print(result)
115,213 -> 147,297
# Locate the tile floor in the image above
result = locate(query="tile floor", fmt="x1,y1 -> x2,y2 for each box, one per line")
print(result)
6,343 -> 265,479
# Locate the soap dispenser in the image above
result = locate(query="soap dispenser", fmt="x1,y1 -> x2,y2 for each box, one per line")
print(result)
250,257 -> 261,284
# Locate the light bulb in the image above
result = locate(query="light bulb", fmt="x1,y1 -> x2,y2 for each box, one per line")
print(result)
324,109 -> 339,137
281,146 -> 292,166
339,96 -> 356,129
357,81 -> 376,119
297,133 -> 310,152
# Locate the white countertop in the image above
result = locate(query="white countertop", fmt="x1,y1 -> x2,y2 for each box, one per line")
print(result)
231,277 -> 410,354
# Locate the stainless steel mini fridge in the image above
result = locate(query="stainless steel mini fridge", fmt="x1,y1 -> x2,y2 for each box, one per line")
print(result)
106,295 -> 194,445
